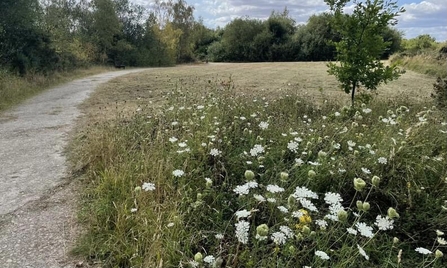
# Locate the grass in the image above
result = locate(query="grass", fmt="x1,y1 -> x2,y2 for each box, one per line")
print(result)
390,50 -> 447,79
70,62 -> 447,267
0,66 -> 115,112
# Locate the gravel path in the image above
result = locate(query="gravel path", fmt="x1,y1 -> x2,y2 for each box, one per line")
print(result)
0,69 -> 146,267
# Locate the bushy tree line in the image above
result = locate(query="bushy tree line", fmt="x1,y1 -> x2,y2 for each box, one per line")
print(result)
1,0 -> 403,75
206,9 -> 402,62
1,0 -> 203,75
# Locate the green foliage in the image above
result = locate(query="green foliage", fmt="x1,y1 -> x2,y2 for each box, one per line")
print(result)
74,76 -> 447,267
402,34 -> 437,52
325,0 -> 404,105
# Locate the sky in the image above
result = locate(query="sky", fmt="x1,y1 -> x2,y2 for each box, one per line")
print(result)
132,0 -> 447,41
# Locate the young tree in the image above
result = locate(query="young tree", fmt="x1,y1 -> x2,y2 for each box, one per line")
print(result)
324,0 -> 405,105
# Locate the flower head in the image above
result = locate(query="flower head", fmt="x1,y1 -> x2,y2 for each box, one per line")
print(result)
415,247 -> 432,255
142,182 -> 156,191
315,250 -> 330,260
235,220 -> 250,244
172,169 -> 185,177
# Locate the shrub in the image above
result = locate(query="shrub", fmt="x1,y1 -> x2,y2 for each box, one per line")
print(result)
432,77 -> 447,109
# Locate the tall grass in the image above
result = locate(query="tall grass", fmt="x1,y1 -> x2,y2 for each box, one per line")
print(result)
72,78 -> 447,267
0,66 -> 113,112
390,50 -> 447,78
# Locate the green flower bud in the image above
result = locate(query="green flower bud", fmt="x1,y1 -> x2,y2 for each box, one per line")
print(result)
362,202 -> 370,211
354,178 -> 366,192
435,249 -> 444,258
308,170 -> 316,178
302,225 -> 311,235
337,210 -> 348,222
309,231 -> 317,238
354,178 -> 366,191
194,252 -> 203,263
134,186 -> 142,193
372,176 -> 381,187
393,237 -> 399,244
244,170 -> 255,180
196,193 -> 202,200
356,201 -> 364,210
287,195 -> 296,208
280,172 -> 289,181
256,224 -> 269,237
288,245 -> 296,254
354,150 -> 360,156
213,257 -> 223,268
318,150 -> 327,158
387,207 -> 400,219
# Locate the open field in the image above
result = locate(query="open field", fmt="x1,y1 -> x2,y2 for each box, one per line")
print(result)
81,62 -> 434,122
72,62 -> 446,268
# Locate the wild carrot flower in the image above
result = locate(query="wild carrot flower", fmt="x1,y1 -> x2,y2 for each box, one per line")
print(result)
415,247 -> 432,255
235,220 -> 250,244
266,184 -> 285,193
315,250 -> 330,260
356,222 -> 374,238
142,182 -> 155,191
271,232 -> 287,245
172,169 -> 185,177
210,148 -> 221,156
357,244 -> 370,260
375,215 -> 394,230
259,121 -> 269,130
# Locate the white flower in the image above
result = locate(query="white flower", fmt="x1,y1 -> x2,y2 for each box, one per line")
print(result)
271,231 -> 287,245
347,140 -> 356,147
172,169 -> 185,177
315,250 -> 330,260
357,244 -> 370,260
324,192 -> 343,205
347,227 -> 358,235
235,209 -> 251,220
197,105 -> 205,110
235,220 -> 250,244
167,222 -> 175,227
142,182 -> 155,191
210,148 -> 221,156
437,237 -> 447,245
374,215 -> 394,231
266,184 -> 285,193
361,167 -> 371,175
188,260 -> 199,267
287,141 -> 299,152
293,186 -> 318,199
334,112 -> 341,117
333,143 -> 341,149
259,121 -> 269,130
415,247 -> 432,255
245,181 -> 258,189
267,197 -> 277,203
356,222 -> 374,238
378,157 -> 387,164
203,255 -> 215,264
277,206 -> 289,213
280,225 -> 294,238
253,194 -> 266,202
178,142 -> 187,148
315,219 -> 328,230
250,144 -> 265,156
362,108 -> 372,114
295,158 -> 304,165
299,198 -> 318,212
215,233 -> 224,240
169,137 -> 178,143
234,184 -> 250,195
171,121 -> 179,126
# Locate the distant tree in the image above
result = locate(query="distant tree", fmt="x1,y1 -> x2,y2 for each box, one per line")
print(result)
402,34 -> 437,52
0,0 -> 58,75
325,0 -> 405,105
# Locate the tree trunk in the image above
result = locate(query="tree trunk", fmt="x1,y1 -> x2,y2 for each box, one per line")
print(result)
351,81 -> 357,106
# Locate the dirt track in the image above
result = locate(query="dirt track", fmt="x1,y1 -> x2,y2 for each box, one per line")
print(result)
0,69 -> 146,267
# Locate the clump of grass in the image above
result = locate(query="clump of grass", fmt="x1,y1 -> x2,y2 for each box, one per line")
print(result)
73,78 -> 447,267
0,66 -> 112,112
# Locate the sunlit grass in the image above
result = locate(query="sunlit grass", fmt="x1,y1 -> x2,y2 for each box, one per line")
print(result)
0,66 -> 114,112
71,64 -> 447,267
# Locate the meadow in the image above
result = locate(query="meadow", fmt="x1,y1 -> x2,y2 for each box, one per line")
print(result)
70,62 -> 446,267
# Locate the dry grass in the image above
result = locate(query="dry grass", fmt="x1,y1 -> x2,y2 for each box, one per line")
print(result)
82,62 -> 435,122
